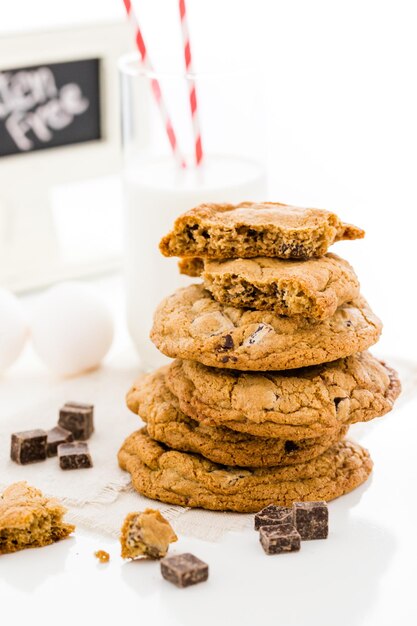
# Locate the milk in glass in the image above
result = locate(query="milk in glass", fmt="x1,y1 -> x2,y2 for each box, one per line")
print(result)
124,154 -> 266,369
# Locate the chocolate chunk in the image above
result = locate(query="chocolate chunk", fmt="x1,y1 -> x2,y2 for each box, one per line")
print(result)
160,553 -> 209,588
280,242 -> 308,258
259,523 -> 301,555
185,224 -> 199,241
216,334 -> 234,352
284,440 -> 299,453
58,442 -> 93,470
254,504 -> 293,530
58,402 -> 94,440
243,323 -> 273,347
293,501 -> 328,540
333,397 -> 346,410
10,429 -> 47,465
46,426 -> 74,457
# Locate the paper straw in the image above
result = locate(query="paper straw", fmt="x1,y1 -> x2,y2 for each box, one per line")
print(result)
179,0 -> 203,166
122,0 -> 186,168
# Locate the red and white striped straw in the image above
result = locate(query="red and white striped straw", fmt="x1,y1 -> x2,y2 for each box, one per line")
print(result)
178,0 -> 204,166
122,0 -> 186,168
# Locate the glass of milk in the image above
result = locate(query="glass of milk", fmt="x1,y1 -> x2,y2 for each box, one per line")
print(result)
119,53 -> 267,370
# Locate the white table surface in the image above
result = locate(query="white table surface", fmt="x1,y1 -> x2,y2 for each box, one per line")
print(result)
1,274 -> 417,626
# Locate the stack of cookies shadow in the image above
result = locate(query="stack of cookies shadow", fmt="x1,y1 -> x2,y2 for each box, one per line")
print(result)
119,202 -> 401,512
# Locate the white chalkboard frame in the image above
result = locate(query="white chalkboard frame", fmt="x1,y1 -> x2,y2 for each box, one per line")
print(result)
0,21 -> 131,290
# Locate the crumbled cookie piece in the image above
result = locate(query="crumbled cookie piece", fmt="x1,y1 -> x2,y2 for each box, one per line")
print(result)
160,553 -> 209,587
293,501 -> 329,540
94,550 -> 110,563
120,509 -> 177,559
10,429 -> 47,465
159,202 -> 364,259
259,524 -> 301,555
0,482 -> 74,554
58,402 -> 94,440
254,505 -> 294,530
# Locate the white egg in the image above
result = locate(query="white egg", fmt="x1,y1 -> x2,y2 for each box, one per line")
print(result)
31,282 -> 114,376
0,288 -> 28,372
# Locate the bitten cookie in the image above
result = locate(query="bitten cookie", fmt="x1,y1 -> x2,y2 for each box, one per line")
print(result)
178,253 -> 360,320
151,284 -> 382,370
166,353 -> 400,439
118,429 -> 373,513
126,368 -> 348,467
159,202 -> 364,259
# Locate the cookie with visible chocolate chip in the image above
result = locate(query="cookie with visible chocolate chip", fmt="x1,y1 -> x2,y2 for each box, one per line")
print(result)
126,367 -> 348,467
117,429 -> 373,513
179,253 -> 360,320
120,509 -> 177,559
165,353 -> 400,439
159,202 -> 364,260
151,284 -> 382,371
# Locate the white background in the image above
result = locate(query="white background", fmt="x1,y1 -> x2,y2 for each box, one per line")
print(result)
1,1 -> 417,624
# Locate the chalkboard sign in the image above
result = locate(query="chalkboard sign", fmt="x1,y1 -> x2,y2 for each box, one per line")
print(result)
0,58 -> 101,158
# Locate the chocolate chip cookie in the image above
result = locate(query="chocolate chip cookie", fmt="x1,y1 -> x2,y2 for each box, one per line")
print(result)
179,253 -> 360,320
126,368 -> 348,467
118,429 -> 373,512
151,284 -> 382,370
165,353 -> 400,439
159,202 -> 364,260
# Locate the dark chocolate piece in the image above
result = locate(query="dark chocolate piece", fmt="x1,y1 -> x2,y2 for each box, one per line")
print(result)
58,402 -> 94,440
46,426 -> 74,457
10,429 -> 47,465
243,323 -> 273,346
160,553 -> 209,588
58,442 -> 93,470
259,523 -> 301,555
292,501 -> 329,540
254,504 -> 293,530
216,334 -> 234,352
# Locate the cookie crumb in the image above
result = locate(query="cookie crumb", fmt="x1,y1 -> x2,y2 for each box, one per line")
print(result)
94,550 -> 110,563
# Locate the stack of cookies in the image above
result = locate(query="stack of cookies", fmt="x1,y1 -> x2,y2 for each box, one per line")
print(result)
119,202 -> 401,512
